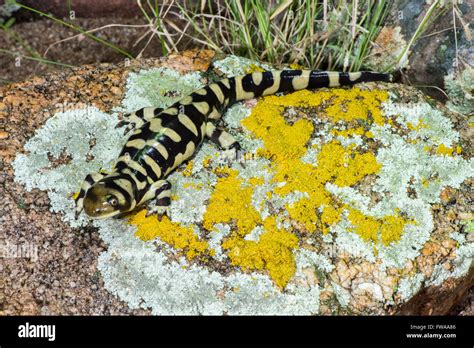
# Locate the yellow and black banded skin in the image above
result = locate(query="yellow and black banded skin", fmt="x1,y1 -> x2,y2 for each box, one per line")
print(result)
75,70 -> 391,219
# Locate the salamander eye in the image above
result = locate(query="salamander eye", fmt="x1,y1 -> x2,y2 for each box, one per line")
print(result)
106,195 -> 119,207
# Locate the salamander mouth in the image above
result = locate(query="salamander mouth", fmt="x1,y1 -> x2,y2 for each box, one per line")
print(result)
84,205 -> 120,219
87,211 -> 120,219
83,184 -> 125,219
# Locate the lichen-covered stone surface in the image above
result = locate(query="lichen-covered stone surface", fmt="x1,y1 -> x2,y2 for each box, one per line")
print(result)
1,50 -> 473,315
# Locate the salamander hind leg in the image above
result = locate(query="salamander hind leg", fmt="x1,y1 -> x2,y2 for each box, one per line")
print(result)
141,180 -> 172,220
74,172 -> 107,219
116,106 -> 163,134
205,122 -> 243,166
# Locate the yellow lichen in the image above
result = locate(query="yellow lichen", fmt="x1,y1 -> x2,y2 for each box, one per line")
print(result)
436,144 -> 455,156
202,169 -> 299,288
324,89 -> 388,125
222,217 -> 298,289
348,208 -> 412,246
242,87 -> 409,244
183,182 -> 203,190
421,177 -> 430,188
247,176 -> 265,187
203,169 -> 261,235
182,160 -> 194,176
131,210 -> 211,260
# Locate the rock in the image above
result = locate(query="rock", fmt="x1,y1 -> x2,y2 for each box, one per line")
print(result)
385,0 -> 474,100
2,50 -> 473,315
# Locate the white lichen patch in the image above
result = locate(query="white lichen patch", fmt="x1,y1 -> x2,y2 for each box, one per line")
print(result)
332,282 -> 351,307
382,101 -> 459,148
397,273 -> 424,301
117,66 -> 204,113
332,214 -> 377,263
244,225 -> 265,242
295,249 -> 335,273
168,169 -> 216,225
12,106 -> 127,227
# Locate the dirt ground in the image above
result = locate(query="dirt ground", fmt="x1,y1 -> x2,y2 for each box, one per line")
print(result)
0,16 -> 193,86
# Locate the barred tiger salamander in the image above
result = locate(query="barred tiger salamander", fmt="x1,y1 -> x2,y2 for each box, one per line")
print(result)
75,70 -> 391,219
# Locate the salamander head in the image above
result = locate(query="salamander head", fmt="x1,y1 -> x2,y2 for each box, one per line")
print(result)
83,177 -> 134,219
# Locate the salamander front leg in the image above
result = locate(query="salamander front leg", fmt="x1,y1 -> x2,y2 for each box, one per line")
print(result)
74,172 -> 107,219
142,180 -> 172,220
116,106 -> 163,134
206,122 -> 243,166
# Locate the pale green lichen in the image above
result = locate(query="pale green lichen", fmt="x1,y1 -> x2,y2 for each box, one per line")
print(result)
12,106 -> 126,227
331,213 -> 377,263
332,282 -> 351,307
445,67 -> 474,115
382,101 -> 460,148
117,67 -> 204,113
326,96 -> 473,270
208,223 -> 231,261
